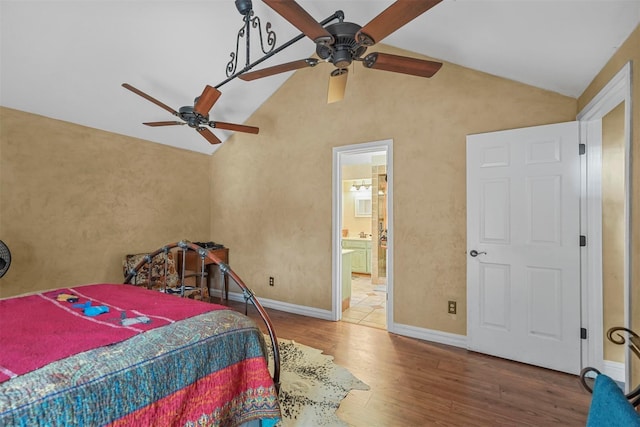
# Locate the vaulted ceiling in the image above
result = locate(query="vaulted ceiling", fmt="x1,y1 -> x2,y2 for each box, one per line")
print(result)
1,1 -> 639,154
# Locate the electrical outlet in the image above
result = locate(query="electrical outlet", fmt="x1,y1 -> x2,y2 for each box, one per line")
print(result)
269,276 -> 274,286
448,301 -> 457,314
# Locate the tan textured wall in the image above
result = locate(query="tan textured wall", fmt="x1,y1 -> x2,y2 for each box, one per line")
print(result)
209,44 -> 576,334
578,24 -> 640,385
0,107 -> 211,297
601,103 -> 625,362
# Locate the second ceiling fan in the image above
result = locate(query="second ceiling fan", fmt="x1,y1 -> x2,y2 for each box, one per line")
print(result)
240,0 -> 444,103
122,83 -> 259,145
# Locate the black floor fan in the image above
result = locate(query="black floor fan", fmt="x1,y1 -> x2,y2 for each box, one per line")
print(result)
0,240 -> 11,278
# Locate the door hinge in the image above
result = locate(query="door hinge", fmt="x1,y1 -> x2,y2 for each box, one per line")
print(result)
581,328 -> 588,339
579,143 -> 586,155
580,235 -> 587,247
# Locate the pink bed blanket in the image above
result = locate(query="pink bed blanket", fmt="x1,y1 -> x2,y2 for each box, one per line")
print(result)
0,283 -> 225,382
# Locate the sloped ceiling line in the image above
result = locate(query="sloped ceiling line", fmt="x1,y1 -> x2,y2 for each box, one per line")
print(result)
1,1 -> 639,154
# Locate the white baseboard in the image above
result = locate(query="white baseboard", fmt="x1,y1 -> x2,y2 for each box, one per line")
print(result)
222,290 -> 334,321
219,288 -> 625,380
391,322 -> 468,349
603,360 -> 626,383
216,290 -> 466,348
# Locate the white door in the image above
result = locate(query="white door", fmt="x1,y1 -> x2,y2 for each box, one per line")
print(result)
466,122 -> 581,374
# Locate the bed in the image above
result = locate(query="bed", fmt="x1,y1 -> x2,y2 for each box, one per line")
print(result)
0,242 -> 281,426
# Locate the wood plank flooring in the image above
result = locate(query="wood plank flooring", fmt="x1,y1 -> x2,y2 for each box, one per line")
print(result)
230,301 -> 592,426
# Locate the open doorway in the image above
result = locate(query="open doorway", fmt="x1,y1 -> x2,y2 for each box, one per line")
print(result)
332,140 -> 393,330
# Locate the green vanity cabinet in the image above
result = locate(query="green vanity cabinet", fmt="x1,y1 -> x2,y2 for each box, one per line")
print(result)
341,239 -> 371,274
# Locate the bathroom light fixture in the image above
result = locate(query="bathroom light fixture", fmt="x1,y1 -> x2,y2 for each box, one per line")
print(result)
349,180 -> 371,192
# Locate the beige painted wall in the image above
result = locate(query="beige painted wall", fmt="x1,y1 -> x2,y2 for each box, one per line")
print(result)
0,107 -> 211,297
209,44 -> 576,335
601,103 -> 625,362
578,23 -> 640,385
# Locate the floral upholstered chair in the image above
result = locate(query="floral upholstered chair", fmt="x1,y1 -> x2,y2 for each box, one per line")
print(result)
122,250 -> 207,300
122,251 -> 179,291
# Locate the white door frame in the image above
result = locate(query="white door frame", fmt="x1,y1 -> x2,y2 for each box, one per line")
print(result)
577,61 -> 632,387
332,139 -> 394,331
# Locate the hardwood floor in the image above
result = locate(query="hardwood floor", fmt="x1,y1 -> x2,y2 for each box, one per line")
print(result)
231,301 -> 592,426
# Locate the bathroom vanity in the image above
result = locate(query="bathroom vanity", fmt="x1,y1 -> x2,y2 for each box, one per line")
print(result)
341,238 -> 371,274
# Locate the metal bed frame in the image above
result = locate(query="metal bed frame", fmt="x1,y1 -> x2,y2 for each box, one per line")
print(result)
123,240 -> 280,392
579,326 -> 640,407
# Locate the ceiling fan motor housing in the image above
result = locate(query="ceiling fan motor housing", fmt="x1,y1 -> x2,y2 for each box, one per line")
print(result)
179,106 -> 205,128
316,22 -> 367,68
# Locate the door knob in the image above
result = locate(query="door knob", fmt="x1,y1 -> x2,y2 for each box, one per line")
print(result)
469,250 -> 487,257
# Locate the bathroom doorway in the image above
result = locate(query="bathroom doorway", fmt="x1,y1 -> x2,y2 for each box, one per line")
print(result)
332,140 -> 393,331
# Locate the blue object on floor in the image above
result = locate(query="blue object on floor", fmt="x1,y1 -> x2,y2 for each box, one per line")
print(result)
586,374 -> 640,427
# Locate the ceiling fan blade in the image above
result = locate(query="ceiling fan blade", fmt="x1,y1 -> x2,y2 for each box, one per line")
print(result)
193,85 -> 221,117
363,52 -> 442,78
263,0 -> 333,44
356,0 -> 443,46
239,58 -> 319,81
122,83 -> 178,115
327,69 -> 348,104
143,121 -> 185,127
212,121 -> 259,134
196,127 -> 222,144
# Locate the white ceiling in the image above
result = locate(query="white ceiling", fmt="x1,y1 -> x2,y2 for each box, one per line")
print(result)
1,0 -> 639,155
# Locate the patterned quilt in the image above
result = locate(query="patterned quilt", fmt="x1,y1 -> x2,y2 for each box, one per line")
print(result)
0,284 -> 281,426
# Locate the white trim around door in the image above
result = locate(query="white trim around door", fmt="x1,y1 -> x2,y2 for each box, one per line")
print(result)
577,61 -> 632,387
332,139 -> 394,332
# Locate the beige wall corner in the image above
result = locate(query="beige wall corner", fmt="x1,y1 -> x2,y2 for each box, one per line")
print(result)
0,107 -> 211,297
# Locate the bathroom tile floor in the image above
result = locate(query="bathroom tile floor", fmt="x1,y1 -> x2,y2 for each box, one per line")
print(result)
342,274 -> 387,330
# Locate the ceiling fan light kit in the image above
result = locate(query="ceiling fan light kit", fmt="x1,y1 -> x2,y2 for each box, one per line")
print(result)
328,69 -> 348,104
123,0 -> 444,145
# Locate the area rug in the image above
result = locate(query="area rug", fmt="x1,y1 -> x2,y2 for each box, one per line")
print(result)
264,336 -> 370,426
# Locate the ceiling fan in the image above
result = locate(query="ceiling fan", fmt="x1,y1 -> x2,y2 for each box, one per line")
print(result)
122,83 -> 259,145
239,0 -> 444,103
